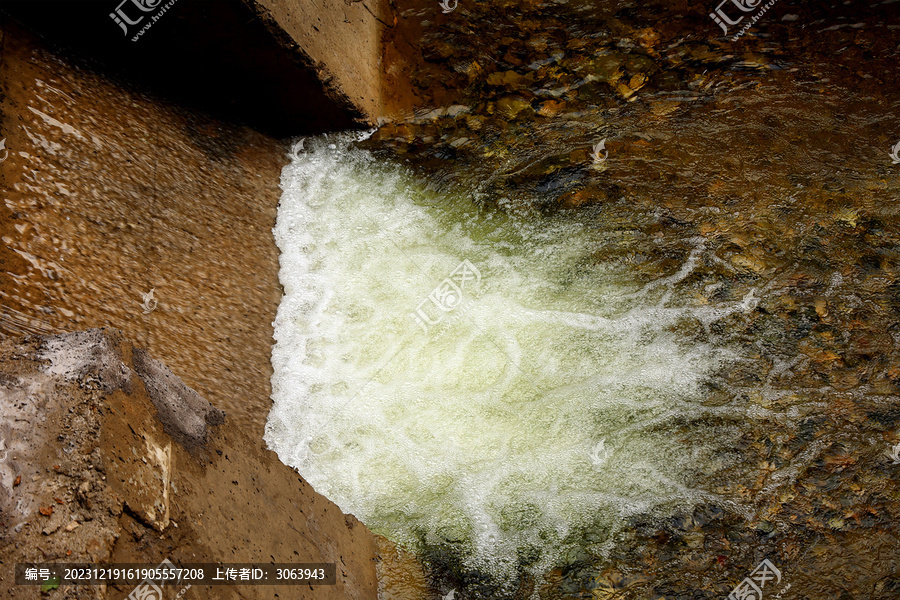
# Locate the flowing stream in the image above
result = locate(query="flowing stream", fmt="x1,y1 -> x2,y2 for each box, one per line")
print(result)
2,0 -> 897,597
264,133 -> 760,587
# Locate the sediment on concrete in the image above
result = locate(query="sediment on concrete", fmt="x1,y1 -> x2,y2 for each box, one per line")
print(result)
0,328 -> 379,600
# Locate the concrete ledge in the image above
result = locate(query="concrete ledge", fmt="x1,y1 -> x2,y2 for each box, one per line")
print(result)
245,0 -> 387,124
0,329 -> 379,599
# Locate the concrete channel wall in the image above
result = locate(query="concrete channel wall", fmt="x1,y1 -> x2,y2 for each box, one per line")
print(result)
248,0 -> 386,123
0,0 -> 389,135
0,1 -> 388,596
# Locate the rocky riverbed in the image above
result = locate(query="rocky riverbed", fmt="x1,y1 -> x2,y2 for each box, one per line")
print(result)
365,0 -> 900,597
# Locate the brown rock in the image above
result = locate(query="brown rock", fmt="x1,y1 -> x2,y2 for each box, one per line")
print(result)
538,100 -> 567,117
487,70 -> 526,87
496,96 -> 533,119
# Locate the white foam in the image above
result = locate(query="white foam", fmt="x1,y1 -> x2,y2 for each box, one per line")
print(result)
265,134 -> 748,583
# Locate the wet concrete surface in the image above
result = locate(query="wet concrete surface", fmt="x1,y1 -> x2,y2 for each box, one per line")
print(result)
0,21 -> 284,438
0,328 -> 379,600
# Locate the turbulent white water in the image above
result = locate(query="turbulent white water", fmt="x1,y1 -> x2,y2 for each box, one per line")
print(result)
265,133 -> 755,583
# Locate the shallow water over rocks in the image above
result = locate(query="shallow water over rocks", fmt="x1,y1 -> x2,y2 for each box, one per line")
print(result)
345,0 -> 900,597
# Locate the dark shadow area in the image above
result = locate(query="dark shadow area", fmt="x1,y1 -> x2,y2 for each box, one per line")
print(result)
0,0 -> 364,137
